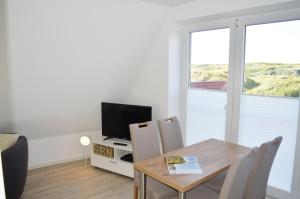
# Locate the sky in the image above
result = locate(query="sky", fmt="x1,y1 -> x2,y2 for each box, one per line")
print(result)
191,20 -> 300,65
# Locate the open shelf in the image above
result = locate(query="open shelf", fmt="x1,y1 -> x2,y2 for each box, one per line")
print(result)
91,136 -> 134,178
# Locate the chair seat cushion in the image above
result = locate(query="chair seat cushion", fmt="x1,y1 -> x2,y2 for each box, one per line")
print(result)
0,133 -> 19,151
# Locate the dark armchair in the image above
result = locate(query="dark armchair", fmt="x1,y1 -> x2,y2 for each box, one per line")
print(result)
1,136 -> 28,199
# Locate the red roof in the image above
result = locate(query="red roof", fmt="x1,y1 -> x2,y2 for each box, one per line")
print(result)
190,81 -> 227,90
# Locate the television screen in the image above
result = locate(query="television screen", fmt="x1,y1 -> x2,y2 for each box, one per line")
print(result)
101,102 -> 152,140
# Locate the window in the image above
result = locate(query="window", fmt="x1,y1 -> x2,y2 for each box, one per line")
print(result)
239,19 -> 300,192
243,20 -> 300,97
186,28 -> 230,145
183,12 -> 300,199
190,28 -> 230,91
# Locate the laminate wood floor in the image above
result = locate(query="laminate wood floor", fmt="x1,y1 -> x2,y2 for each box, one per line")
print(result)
22,160 -> 134,199
21,159 -> 274,199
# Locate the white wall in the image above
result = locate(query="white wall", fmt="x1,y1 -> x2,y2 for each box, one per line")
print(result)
126,22 -> 170,120
5,0 -> 168,139
0,0 -> 13,133
28,131 -> 98,169
169,0 -> 294,22
140,0 -> 199,6
126,22 -> 183,121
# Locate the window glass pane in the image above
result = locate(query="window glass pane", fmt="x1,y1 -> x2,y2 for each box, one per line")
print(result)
244,20 -> 300,97
190,28 -> 230,91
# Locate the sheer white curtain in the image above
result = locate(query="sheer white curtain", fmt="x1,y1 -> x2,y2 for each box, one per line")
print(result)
239,95 -> 299,192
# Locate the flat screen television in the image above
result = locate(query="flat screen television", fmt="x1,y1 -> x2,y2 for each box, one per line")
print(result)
101,102 -> 152,140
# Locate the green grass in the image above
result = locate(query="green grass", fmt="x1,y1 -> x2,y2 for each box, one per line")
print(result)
191,63 -> 300,97
191,64 -> 228,81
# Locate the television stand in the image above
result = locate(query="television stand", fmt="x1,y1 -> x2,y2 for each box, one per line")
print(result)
113,142 -> 127,146
91,136 -> 133,178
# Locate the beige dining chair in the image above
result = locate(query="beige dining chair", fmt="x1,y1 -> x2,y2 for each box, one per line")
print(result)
130,121 -> 177,199
244,136 -> 282,199
204,136 -> 283,199
177,149 -> 257,199
158,116 -> 183,153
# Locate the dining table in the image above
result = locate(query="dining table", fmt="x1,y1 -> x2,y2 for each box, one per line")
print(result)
134,138 -> 251,199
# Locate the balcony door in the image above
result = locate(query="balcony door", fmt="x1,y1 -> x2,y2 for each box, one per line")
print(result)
183,10 -> 300,199
186,21 -> 236,145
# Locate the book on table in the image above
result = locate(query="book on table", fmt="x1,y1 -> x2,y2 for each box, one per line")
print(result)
166,156 -> 203,175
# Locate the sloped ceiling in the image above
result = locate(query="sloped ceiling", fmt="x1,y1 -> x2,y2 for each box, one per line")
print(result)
4,0 -> 168,139
139,0 -> 200,6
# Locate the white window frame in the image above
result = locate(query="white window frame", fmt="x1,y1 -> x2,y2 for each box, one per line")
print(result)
179,8 -> 300,199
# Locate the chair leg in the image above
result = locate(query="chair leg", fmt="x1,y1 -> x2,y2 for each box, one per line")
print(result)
134,186 -> 138,199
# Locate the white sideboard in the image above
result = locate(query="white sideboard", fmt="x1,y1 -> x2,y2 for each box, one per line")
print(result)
90,136 -> 134,178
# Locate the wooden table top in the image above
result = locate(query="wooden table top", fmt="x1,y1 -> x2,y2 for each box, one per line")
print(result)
134,138 -> 251,192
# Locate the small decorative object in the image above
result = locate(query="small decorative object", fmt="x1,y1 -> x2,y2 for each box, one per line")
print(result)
93,144 -> 114,158
80,136 -> 91,166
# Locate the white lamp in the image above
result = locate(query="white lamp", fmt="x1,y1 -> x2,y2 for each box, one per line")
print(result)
0,150 -> 6,199
80,136 -> 91,167
80,136 -> 91,146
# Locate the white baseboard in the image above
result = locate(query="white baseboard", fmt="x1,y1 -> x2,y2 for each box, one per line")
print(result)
28,131 -> 99,170
29,156 -> 85,170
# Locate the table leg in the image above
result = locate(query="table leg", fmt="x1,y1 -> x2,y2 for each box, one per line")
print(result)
178,191 -> 186,199
140,172 -> 146,199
